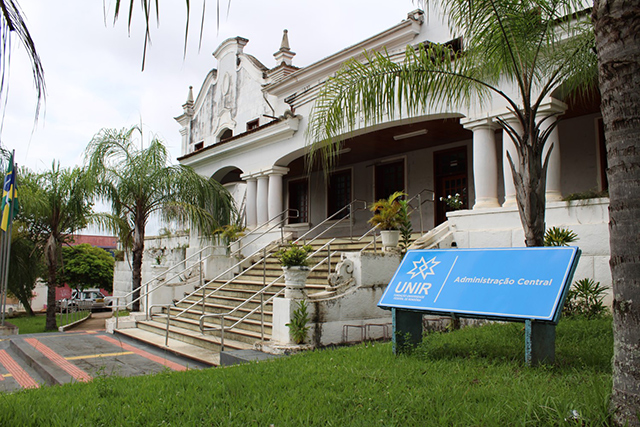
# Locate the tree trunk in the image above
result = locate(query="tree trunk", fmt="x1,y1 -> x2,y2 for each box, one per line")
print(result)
593,2 -> 640,425
131,216 -> 146,312
17,295 -> 34,317
509,130 -> 548,247
45,235 -> 58,331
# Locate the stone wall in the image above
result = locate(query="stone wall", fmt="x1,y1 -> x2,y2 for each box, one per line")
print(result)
447,198 -> 612,305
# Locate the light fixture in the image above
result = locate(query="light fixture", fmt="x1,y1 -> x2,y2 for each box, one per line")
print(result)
393,129 -> 428,140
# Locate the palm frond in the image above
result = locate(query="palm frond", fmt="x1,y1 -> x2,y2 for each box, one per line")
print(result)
0,0 -> 45,121
110,0 -> 226,70
307,0 -> 596,176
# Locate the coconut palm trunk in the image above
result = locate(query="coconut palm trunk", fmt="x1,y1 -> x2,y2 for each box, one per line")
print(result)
131,214 -> 145,312
593,1 -> 640,425
45,235 -> 58,331
509,129 -> 550,248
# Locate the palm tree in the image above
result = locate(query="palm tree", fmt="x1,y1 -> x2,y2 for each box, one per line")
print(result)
85,126 -> 234,312
19,164 -> 92,330
307,0 -> 597,247
593,1 -> 640,424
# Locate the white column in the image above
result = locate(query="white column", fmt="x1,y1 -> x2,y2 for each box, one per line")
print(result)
256,175 -> 269,226
501,116 -> 522,208
267,166 -> 289,224
462,117 -> 500,209
538,98 -> 567,202
242,175 -> 258,228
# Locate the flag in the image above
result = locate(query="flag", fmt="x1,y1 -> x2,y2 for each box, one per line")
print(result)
0,155 -> 18,232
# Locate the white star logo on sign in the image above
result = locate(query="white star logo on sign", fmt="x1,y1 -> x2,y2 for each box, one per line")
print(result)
407,256 -> 440,280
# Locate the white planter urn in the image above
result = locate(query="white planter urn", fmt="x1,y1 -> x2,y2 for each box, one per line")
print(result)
380,230 -> 401,249
283,266 -> 310,299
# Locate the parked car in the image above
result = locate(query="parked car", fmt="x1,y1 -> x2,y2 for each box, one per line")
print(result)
56,289 -> 112,312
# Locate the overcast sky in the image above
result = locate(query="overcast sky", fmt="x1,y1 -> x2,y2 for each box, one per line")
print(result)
2,0 -> 420,173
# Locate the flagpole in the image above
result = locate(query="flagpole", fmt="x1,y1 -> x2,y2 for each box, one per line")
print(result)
0,152 -> 16,326
0,218 -> 7,326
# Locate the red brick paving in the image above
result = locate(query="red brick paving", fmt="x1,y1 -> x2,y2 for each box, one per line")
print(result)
0,349 -> 39,389
24,338 -> 92,382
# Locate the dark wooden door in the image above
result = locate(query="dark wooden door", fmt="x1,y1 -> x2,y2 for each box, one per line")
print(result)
434,147 -> 468,225
288,179 -> 308,224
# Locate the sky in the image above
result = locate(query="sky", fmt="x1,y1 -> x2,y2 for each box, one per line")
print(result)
2,0 -> 421,173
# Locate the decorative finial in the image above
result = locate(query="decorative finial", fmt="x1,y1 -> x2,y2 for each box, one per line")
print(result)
186,86 -> 194,104
280,29 -> 290,51
273,29 -> 296,67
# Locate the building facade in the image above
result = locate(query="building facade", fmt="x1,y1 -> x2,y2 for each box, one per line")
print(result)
175,9 -> 610,291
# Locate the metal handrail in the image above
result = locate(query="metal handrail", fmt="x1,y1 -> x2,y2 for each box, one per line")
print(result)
136,201 -> 361,321
134,193 -> 433,342
198,240 -> 339,349
201,240 -> 334,325
112,208 -> 299,319
229,208 -> 299,258
357,226 -> 382,253
170,210 -> 300,318
149,304 -> 172,346
183,200 -> 365,321
113,244 -> 212,310
405,188 -> 435,234
196,199 -> 380,345
294,199 -> 368,243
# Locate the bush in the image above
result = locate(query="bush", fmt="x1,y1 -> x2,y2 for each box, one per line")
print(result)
563,278 -> 609,319
286,300 -> 310,344
544,227 -> 578,246
275,243 -> 312,267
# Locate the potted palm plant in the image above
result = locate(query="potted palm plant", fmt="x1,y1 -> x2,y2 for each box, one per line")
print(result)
368,191 -> 406,249
275,243 -> 313,299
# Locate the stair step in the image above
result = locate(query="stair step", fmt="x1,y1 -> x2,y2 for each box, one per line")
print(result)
136,319 -> 258,352
169,303 -> 273,325
114,327 -> 221,366
126,233 -> 397,363
143,311 -> 271,345
200,280 -> 326,294
166,312 -> 272,341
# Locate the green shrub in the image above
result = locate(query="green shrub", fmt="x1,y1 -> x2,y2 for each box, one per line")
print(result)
286,300 -> 310,344
275,243 -> 312,267
544,226 -> 578,246
563,278 -> 609,319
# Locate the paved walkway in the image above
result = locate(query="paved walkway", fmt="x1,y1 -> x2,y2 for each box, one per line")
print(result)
0,326 -> 210,393
66,311 -> 111,331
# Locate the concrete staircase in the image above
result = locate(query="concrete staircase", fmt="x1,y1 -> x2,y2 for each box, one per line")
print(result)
116,234 -> 393,365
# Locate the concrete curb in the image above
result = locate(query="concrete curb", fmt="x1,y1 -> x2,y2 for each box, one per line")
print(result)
9,339 -> 73,386
58,312 -> 93,332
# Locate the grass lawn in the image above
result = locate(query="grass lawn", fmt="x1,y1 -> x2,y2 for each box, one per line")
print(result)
0,317 -> 612,426
5,311 -> 91,334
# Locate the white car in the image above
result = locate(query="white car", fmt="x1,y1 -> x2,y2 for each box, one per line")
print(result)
57,289 -> 112,312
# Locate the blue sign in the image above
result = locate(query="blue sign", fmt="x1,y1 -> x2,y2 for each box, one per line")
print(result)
378,247 -> 580,323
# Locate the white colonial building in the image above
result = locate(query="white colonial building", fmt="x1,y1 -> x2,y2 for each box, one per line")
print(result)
110,8 -> 610,359
175,9 -> 609,288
